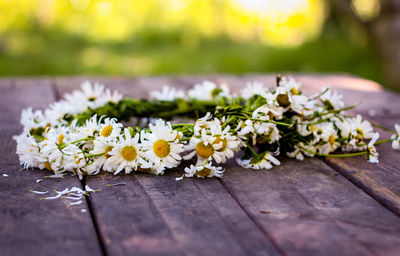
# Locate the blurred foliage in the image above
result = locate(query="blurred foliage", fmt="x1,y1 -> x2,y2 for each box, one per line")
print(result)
0,0 -> 383,84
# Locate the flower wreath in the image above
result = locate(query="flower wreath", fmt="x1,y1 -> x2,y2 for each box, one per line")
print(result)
15,76 -> 400,179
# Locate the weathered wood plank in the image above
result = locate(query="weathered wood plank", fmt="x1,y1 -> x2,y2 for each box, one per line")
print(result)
86,172 -> 281,256
221,158 -> 400,256
0,79 -> 102,256
0,78 -> 56,126
83,174 -> 183,256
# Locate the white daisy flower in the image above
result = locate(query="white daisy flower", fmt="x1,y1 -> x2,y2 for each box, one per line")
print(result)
100,87 -> 123,105
184,162 -> 224,178
39,137 -> 64,173
316,123 -> 340,154
150,85 -> 186,101
89,138 -> 117,172
252,104 -> 284,121
44,100 -> 77,123
64,81 -> 123,113
20,107 -> 46,131
188,81 -> 216,101
219,83 -> 232,98
184,129 -> 223,164
351,115 -> 374,140
274,87 -> 307,114
392,124 -> 400,150
14,133 -> 41,169
141,119 -> 184,174
278,76 -> 302,95
367,133 -> 379,163
98,117 -> 123,140
193,112 -> 213,136
104,129 -> 145,175
78,115 -> 101,138
240,81 -> 267,99
188,81 -> 230,101
319,87 -> 344,109
253,122 -> 280,144
236,151 -> 280,170
208,120 -> 241,163
63,144 -> 87,178
236,119 -> 255,137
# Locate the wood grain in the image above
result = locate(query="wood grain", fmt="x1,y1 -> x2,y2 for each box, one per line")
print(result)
0,79 -> 102,256
221,158 -> 400,256
85,171 -> 280,256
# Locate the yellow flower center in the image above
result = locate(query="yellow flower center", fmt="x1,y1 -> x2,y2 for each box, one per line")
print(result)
121,146 -> 137,161
196,142 -> 214,158
58,134 -> 64,144
44,161 -> 52,171
310,125 -> 316,132
277,93 -> 290,107
153,139 -> 170,158
104,146 -> 113,159
291,87 -> 299,95
213,135 -> 227,152
195,167 -> 212,177
328,135 -> 336,146
100,125 -> 113,137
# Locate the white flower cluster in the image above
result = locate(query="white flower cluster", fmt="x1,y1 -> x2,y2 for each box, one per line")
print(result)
150,80 -> 231,101
14,78 -> 399,179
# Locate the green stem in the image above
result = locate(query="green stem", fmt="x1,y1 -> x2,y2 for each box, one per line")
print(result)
85,153 -> 104,158
245,142 -> 258,157
308,87 -> 329,101
306,105 -> 357,119
172,123 -> 195,127
374,138 -> 393,145
355,138 -> 393,147
71,137 -> 95,144
370,122 -> 396,133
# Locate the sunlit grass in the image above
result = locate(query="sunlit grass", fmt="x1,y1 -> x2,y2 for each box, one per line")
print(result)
0,0 -> 383,85
0,0 -> 324,46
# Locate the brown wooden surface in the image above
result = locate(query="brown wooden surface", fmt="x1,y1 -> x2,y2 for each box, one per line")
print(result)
1,74 -> 400,256
0,79 -> 101,256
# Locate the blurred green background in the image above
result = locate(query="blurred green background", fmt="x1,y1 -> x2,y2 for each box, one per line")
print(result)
1,0 -> 395,89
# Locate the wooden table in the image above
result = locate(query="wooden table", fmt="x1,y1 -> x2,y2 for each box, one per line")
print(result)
1,75 -> 400,256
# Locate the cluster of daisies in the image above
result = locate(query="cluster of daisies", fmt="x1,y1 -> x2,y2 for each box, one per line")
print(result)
14,77 -> 400,179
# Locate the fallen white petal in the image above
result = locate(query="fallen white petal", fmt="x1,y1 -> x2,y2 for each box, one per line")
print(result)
175,175 -> 184,181
3,174 -> 8,177
63,196 -> 83,200
36,179 -> 43,183
68,200 -> 82,207
81,209 -> 87,213
43,194 -> 63,200
84,185 -> 96,192
30,190 -> 49,194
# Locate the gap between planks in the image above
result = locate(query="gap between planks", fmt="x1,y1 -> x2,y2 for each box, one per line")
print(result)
51,78 -> 109,256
